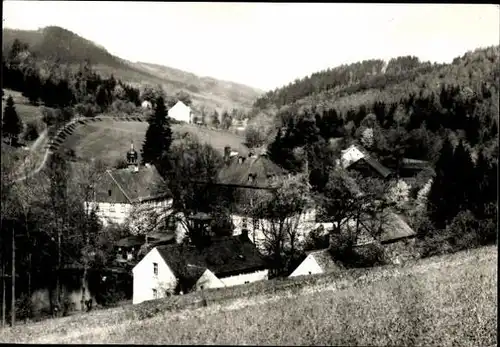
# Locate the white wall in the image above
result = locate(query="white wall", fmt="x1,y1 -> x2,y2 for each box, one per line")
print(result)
195,269 -> 226,291
219,269 -> 269,287
132,248 -> 177,305
289,255 -> 324,278
341,145 -> 365,168
87,201 -> 133,226
168,102 -> 192,123
231,208 -> 320,253
86,199 -> 172,227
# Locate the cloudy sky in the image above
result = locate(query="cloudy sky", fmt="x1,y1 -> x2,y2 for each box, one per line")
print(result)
3,2 -> 499,91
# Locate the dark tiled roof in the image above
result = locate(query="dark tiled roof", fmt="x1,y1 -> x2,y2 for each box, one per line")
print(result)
116,235 -> 146,248
356,211 -> 416,244
156,235 -> 267,279
380,213 -> 416,243
363,157 -> 392,178
94,165 -> 169,204
400,158 -> 431,170
343,143 -> 392,179
217,155 -> 286,187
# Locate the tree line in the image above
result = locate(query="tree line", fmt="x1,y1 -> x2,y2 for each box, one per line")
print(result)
2,38 -> 141,114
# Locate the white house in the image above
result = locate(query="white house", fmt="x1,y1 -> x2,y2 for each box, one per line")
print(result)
168,100 -> 192,123
289,249 -> 342,278
141,100 -> 152,109
86,143 -> 173,227
132,235 -> 269,304
217,152 -> 330,253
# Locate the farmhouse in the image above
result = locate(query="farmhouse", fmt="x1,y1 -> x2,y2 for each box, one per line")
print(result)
340,144 -> 393,179
132,234 -> 269,304
141,100 -> 152,109
168,100 -> 193,123
217,151 -> 320,252
86,143 -> 172,226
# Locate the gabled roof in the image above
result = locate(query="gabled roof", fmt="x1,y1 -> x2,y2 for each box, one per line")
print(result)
94,165 -> 170,204
342,143 -> 392,178
379,212 -> 416,243
155,235 -> 267,279
116,235 -> 145,248
169,100 -> 190,111
307,249 -> 342,272
354,211 -> 416,244
217,154 -> 286,188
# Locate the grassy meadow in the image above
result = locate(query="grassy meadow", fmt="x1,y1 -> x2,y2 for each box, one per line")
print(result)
56,118 -> 248,165
0,245 -> 496,345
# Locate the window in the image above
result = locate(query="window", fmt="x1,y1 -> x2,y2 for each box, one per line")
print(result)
242,218 -> 248,229
153,262 -> 158,276
108,189 -> 112,197
244,281 -> 250,284
252,219 -> 259,230
109,203 -> 115,213
308,271 -> 312,275
152,288 -> 158,299
200,285 -> 204,290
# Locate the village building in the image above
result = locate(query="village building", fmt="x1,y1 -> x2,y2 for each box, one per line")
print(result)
217,150 -> 320,252
168,100 -> 193,123
132,234 -> 269,304
141,100 -> 152,109
289,211 -> 417,278
86,142 -> 173,226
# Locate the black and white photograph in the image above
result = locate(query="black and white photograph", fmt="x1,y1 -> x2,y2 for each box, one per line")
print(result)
0,1 -> 498,345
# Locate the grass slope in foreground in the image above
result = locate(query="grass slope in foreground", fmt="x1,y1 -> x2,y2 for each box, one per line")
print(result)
57,119 -> 248,164
0,245 -> 496,345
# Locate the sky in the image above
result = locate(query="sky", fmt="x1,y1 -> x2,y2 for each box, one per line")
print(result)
3,2 -> 499,91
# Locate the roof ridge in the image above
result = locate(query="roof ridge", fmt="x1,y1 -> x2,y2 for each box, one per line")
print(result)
107,170 -> 133,203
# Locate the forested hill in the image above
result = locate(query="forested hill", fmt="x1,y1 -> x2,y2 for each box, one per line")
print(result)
254,46 -> 500,115
2,26 -> 262,110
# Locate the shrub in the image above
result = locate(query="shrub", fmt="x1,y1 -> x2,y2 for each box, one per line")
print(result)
115,158 -> 129,169
111,100 -> 137,115
23,122 -> 39,141
303,225 -> 330,251
41,107 -> 56,126
75,102 -> 99,118
16,293 -> 34,321
245,125 -> 266,148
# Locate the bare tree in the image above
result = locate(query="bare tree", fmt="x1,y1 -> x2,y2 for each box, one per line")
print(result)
248,174 -> 313,275
148,136 -> 233,246
318,169 -> 394,253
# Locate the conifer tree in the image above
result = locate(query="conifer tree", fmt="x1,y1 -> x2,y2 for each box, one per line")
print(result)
427,137 -> 455,229
2,96 -> 23,146
452,140 -> 475,212
141,96 -> 173,167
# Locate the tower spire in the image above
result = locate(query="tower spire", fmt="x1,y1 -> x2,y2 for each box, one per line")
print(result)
126,140 -> 138,171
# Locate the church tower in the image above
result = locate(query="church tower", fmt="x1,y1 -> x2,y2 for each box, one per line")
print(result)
126,141 -> 139,171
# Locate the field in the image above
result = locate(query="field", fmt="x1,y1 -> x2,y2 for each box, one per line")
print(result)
57,119 -> 248,165
0,246 -> 496,345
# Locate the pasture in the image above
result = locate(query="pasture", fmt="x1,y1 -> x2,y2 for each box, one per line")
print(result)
56,119 -> 248,165
0,246 -> 496,345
